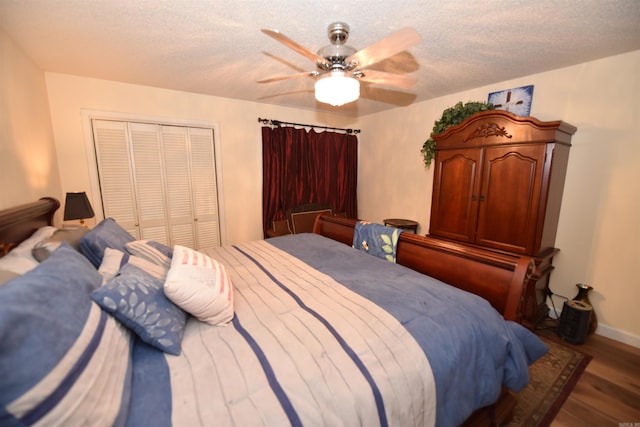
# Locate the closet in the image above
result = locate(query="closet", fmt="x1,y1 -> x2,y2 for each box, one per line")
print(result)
92,119 -> 221,250
429,111 -> 577,326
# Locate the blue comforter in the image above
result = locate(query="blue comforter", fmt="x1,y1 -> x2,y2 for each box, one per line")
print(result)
270,234 -> 546,426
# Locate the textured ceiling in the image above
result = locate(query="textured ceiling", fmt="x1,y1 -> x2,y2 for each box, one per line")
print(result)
1,0 -> 639,117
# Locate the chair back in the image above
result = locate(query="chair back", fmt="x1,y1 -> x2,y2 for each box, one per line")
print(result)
287,203 -> 332,234
272,219 -> 292,235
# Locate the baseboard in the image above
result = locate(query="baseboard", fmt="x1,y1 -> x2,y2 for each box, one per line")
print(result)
546,303 -> 640,349
594,323 -> 640,349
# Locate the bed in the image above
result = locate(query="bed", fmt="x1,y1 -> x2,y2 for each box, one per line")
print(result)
0,198 -> 547,427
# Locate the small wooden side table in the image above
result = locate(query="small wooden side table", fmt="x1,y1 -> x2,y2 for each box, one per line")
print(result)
383,218 -> 419,234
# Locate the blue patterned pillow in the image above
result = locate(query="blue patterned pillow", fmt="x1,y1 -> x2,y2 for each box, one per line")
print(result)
79,218 -> 135,267
91,263 -> 187,355
353,221 -> 401,263
0,243 -> 132,426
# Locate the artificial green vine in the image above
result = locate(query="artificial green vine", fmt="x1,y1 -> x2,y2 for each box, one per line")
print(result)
421,101 -> 494,167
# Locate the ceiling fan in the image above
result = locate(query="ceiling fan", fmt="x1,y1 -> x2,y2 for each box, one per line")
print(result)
258,22 -> 422,106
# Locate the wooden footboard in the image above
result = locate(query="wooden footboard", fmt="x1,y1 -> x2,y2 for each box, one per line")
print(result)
313,214 -> 534,322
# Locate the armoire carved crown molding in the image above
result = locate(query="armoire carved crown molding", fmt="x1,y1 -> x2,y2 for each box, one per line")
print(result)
464,123 -> 513,142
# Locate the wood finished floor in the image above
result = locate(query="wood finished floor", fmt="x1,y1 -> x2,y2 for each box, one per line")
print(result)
535,323 -> 640,426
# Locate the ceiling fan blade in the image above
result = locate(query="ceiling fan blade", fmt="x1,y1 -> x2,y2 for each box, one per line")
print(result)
257,71 -> 319,84
347,27 -> 421,70
356,70 -> 417,89
261,29 -> 331,68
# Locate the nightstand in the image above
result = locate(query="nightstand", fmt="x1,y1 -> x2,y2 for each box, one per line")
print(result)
383,218 -> 419,234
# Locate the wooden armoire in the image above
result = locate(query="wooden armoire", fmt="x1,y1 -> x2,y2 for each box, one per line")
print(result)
428,110 -> 577,327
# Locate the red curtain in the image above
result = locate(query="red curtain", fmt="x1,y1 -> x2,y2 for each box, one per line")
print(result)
262,126 -> 358,237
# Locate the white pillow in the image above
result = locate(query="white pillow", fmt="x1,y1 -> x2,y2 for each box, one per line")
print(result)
0,226 -> 57,274
98,248 -> 126,285
10,226 -> 58,256
32,225 -> 89,262
163,245 -> 234,325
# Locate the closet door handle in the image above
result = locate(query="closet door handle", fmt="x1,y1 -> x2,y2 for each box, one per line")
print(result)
471,195 -> 477,201
479,195 -> 486,201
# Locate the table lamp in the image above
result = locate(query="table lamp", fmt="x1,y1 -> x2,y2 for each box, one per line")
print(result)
63,192 -> 95,226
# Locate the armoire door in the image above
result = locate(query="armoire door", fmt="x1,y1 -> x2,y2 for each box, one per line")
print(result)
475,144 -> 545,254
429,147 -> 482,243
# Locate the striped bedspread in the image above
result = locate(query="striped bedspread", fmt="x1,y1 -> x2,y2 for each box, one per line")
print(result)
127,234 -> 545,427
128,238 -> 436,427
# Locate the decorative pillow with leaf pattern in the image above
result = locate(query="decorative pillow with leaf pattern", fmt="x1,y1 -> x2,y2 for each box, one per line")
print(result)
91,263 -> 187,355
352,221 -> 401,263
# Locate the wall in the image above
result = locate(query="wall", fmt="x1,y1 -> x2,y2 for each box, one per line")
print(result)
44,73 -> 358,245
358,50 -> 640,346
0,30 -> 62,210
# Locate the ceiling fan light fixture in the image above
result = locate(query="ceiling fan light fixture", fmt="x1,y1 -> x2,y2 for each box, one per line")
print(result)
314,71 -> 360,106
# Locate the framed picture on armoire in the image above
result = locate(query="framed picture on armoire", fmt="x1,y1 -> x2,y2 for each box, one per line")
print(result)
488,85 -> 534,116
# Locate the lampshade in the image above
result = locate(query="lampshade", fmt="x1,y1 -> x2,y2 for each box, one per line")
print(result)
64,192 -> 95,225
314,71 -> 360,106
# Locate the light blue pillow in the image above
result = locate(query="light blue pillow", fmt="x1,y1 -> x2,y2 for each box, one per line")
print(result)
91,263 -> 187,355
0,243 -> 132,426
79,218 -> 135,267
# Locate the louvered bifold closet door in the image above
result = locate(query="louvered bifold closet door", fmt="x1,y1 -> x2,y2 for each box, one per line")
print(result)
128,123 -> 169,243
92,120 -> 139,238
160,126 -> 196,248
93,119 -> 221,250
188,127 -> 221,249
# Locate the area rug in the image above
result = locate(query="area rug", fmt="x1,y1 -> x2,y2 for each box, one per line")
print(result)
507,334 -> 592,426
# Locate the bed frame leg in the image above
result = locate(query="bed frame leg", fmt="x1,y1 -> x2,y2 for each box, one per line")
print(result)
460,389 -> 516,426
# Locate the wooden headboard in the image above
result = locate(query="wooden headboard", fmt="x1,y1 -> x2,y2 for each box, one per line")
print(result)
0,198 -> 60,256
313,214 -> 535,322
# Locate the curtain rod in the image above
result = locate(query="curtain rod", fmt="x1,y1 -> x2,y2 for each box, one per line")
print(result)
257,117 -> 360,134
